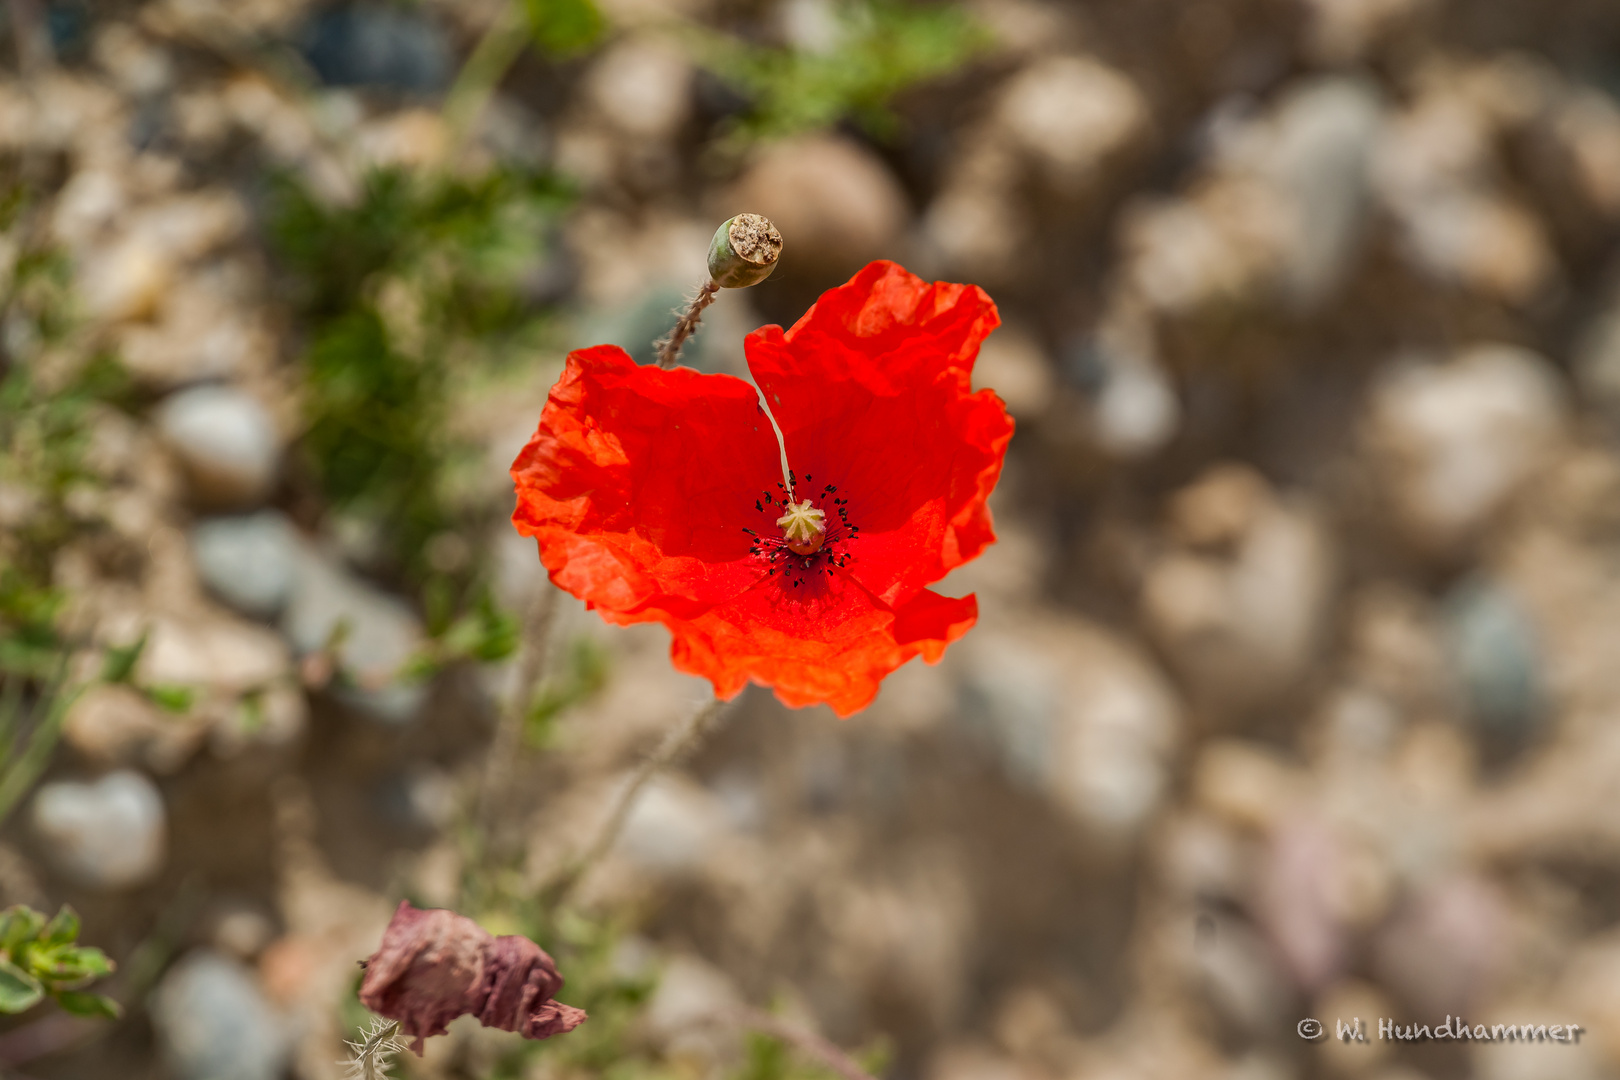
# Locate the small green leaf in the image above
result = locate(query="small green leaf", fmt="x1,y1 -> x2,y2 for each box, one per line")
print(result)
0,958 -> 44,1014
0,905 -> 45,954
46,945 -> 113,982
143,684 -> 195,713
53,990 -> 122,1019
99,633 -> 147,684
43,904 -> 80,946
524,0 -> 604,56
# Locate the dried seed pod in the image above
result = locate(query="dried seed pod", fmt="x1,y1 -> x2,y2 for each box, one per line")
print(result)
707,213 -> 783,288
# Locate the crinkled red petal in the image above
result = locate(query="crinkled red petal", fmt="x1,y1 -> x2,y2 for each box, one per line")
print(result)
512,345 -> 778,617
745,261 -> 1012,609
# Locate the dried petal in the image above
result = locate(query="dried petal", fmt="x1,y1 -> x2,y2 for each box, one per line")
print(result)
359,901 -> 585,1053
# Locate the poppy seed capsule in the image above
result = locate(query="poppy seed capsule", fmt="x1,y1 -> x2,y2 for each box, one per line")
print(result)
776,499 -> 826,555
708,214 -> 783,289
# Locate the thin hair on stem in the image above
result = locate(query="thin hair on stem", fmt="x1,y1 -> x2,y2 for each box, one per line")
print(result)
654,279 -> 721,368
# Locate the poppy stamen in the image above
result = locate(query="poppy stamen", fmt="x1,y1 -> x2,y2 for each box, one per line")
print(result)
777,499 -> 826,555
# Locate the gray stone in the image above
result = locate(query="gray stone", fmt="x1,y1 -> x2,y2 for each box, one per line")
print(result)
643,954 -> 743,1066
1254,77 -> 1384,308
1187,912 -> 1292,1035
993,54 -> 1148,190
1066,308 -> 1180,459
616,776 -> 730,874
956,637 -> 1059,792
155,384 -> 280,508
1575,306 -> 1620,415
583,37 -> 691,141
190,511 -> 301,619
30,769 -> 166,890
1373,874 -> 1508,1017
957,617 -> 1181,837
971,324 -> 1054,420
1142,466 -> 1336,716
280,547 -> 426,723
1364,344 -> 1567,554
1443,577 -> 1545,741
301,5 -> 450,93
62,683 -> 207,774
150,950 -> 289,1080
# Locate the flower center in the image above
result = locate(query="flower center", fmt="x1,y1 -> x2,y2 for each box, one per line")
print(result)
776,499 -> 826,554
744,478 -> 859,589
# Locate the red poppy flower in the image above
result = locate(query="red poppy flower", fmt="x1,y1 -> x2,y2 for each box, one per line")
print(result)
511,261 -> 1012,716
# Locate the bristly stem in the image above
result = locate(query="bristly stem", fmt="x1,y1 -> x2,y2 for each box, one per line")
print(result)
655,279 -> 721,369
344,1016 -> 405,1080
539,695 -> 730,909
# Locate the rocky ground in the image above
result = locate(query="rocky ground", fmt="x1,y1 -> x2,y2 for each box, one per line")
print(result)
4,0 -> 1620,1079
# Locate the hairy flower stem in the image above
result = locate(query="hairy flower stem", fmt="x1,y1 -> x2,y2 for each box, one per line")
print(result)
540,696 -> 730,910
655,280 -> 721,369
477,586 -> 557,843
728,1006 -> 879,1080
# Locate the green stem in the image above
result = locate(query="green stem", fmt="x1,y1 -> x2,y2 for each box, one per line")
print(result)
0,657 -> 79,830
537,695 -> 730,912
442,4 -> 532,145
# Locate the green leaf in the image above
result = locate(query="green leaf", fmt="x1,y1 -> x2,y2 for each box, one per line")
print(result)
99,632 -> 147,684
47,945 -> 113,982
143,684 -> 195,714
692,0 -> 987,146
0,957 -> 43,1013
524,0 -> 605,56
53,990 -> 122,1019
43,904 -> 80,946
0,905 -> 45,954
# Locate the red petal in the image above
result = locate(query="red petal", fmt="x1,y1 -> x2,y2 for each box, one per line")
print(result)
892,588 -> 979,663
659,567 -> 976,717
512,346 -> 781,618
745,261 -> 1013,609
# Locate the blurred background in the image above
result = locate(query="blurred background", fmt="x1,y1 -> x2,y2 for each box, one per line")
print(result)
3,0 -> 1620,1078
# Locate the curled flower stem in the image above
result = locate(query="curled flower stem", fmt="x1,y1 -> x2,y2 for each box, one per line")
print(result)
477,586 -> 557,838
654,279 -> 721,369
541,696 -> 730,909
724,1006 -> 879,1080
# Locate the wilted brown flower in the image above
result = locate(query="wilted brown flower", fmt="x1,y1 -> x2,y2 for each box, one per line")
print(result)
359,901 -> 586,1053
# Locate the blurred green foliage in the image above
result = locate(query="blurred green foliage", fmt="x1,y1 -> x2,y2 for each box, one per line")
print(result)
0,239 -> 127,679
269,164 -> 572,639
0,184 -> 133,827
0,904 -> 120,1019
693,0 -> 987,144
525,0 -> 606,56
525,635 -> 611,747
